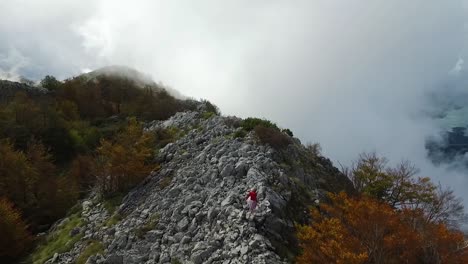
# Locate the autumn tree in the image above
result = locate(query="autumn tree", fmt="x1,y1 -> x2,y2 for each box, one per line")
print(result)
344,152 -> 466,227
0,139 -> 35,210
0,140 -> 77,231
296,213 -> 368,264
0,197 -> 32,263
68,155 -> 95,194
297,192 -> 420,264
94,118 -> 156,196
297,192 -> 467,264
424,186 -> 467,227
25,140 -> 77,224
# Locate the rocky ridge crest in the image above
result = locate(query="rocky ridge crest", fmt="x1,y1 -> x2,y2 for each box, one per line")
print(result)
44,111 -> 353,264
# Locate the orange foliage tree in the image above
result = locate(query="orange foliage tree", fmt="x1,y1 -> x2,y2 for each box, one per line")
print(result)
297,192 -> 467,264
0,197 -> 32,262
297,214 -> 368,264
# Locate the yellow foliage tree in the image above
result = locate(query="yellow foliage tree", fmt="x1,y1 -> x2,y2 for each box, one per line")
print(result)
95,118 -> 156,196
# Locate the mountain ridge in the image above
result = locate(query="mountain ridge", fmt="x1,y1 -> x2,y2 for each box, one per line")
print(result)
0,79 -> 47,102
35,111 -> 353,264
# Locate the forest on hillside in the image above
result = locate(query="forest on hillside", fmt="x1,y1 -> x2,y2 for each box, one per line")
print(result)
0,74 -> 213,263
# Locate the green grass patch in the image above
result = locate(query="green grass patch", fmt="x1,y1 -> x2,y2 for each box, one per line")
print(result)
104,213 -> 123,227
202,111 -> 216,119
171,258 -> 182,264
233,130 -> 247,139
76,240 -> 104,264
30,213 -> 84,264
135,214 -> 159,238
158,175 -> 173,189
66,203 -> 82,216
192,124 -> 203,131
102,193 -> 124,214
153,126 -> 187,150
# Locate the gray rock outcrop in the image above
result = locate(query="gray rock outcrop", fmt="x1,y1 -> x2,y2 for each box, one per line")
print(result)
43,112 -> 353,264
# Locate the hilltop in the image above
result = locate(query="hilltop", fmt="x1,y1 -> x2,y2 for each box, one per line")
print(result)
80,66 -> 185,99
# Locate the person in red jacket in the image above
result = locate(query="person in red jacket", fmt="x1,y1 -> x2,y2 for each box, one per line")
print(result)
246,188 -> 258,212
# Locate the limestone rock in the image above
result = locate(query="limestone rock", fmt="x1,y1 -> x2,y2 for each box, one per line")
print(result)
38,111 -> 353,264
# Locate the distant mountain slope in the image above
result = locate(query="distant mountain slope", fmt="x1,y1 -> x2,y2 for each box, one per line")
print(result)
81,66 -> 185,99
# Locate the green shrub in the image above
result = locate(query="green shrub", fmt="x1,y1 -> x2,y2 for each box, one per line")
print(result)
200,99 -> 220,115
224,116 -> 242,128
241,118 -> 278,131
40,75 -> 62,91
104,213 -> 123,227
135,214 -> 159,238
202,111 -> 216,119
254,125 -> 291,150
153,127 -> 181,150
306,142 -> 322,157
102,194 -> 125,215
171,258 -> 182,264
159,175 -> 173,189
282,128 -> 294,137
76,240 -> 104,264
233,130 -> 247,139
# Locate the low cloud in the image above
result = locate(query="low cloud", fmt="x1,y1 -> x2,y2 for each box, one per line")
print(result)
2,0 -> 468,207
0,48 -> 30,82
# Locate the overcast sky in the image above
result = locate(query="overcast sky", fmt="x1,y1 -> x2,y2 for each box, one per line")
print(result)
2,0 -> 468,207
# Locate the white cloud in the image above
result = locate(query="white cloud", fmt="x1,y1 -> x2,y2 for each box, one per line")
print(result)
2,0 -> 468,207
0,47 -> 30,81
450,58 -> 465,75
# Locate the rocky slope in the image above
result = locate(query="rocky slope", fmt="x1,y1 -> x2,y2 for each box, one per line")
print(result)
41,111 -> 353,264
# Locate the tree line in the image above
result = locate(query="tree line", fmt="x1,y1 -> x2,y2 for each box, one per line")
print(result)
0,74 -> 197,263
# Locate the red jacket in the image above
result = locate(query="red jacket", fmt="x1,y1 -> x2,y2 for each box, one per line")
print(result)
247,191 -> 257,202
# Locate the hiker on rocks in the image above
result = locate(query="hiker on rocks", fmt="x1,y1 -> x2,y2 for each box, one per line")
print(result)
246,188 -> 258,212
314,198 -> 321,213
